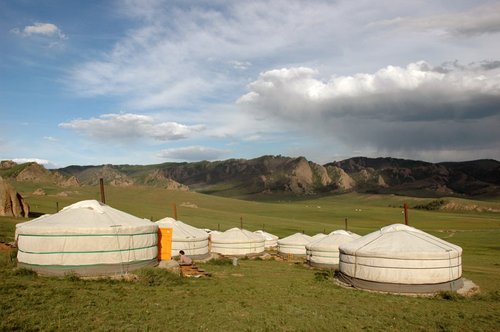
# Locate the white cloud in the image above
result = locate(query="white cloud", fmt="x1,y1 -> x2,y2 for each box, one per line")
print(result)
59,113 -> 205,142
372,2 -> 500,37
67,0 -> 351,109
229,60 -> 252,70
11,158 -> 58,169
12,22 -> 67,39
56,1 -> 500,163
43,136 -> 58,142
238,60 -> 500,159
157,146 -> 230,161
239,61 -> 500,119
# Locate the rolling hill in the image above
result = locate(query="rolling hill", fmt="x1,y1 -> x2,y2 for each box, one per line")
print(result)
1,156 -> 499,197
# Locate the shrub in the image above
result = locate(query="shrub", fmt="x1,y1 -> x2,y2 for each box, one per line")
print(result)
414,199 -> 447,211
436,291 -> 462,301
13,268 -> 38,277
63,272 -> 81,282
314,270 -> 334,282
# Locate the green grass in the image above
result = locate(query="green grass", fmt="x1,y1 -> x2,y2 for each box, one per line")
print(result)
0,259 -> 499,331
1,185 -> 499,331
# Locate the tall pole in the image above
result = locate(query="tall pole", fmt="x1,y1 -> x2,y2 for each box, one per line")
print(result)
99,178 -> 106,204
172,204 -> 178,220
56,202 -> 59,213
240,216 -> 243,229
404,203 -> 409,225
345,217 -> 348,231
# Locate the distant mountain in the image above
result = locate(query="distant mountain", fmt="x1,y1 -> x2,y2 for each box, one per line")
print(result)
327,157 -> 500,196
0,161 -> 78,187
2,156 -> 499,197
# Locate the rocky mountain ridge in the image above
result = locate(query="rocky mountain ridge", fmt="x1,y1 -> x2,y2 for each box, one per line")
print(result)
1,156 -> 499,197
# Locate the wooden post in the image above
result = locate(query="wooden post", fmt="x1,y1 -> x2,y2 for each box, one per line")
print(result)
218,223 -> 220,231
56,202 -> 59,213
404,203 -> 409,225
240,216 -> 243,229
345,217 -> 348,231
99,178 -> 106,204
172,204 -> 178,220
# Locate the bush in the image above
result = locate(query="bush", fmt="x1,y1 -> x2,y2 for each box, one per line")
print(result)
13,268 -> 38,277
314,270 -> 334,282
436,291 -> 462,301
63,272 -> 81,282
414,199 -> 447,211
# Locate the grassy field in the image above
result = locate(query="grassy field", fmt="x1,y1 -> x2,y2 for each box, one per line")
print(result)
1,184 -> 499,331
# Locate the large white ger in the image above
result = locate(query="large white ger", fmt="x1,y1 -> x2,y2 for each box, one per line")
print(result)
16,200 -> 158,276
210,227 -> 265,256
278,233 -> 312,257
253,230 -> 279,249
156,217 -> 209,259
306,230 -> 361,269
338,224 -> 463,293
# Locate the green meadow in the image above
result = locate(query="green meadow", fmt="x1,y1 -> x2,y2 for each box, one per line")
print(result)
1,185 -> 499,331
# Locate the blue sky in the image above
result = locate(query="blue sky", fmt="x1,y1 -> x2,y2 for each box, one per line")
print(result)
1,0 -> 499,168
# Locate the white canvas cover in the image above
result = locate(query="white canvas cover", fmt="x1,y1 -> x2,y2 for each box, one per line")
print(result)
338,224 -> 462,290
254,230 -> 279,249
156,217 -> 209,258
277,233 -> 312,256
306,230 -> 361,268
210,227 -> 265,256
15,200 -> 158,276
311,233 -> 327,240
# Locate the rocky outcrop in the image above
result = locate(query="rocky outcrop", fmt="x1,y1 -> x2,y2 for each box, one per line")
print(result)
164,179 -> 189,191
77,165 -> 135,186
15,163 -> 54,182
32,188 -> 46,196
0,178 -> 29,217
337,168 -> 355,190
59,175 -> 80,187
0,160 -> 16,169
377,175 -> 388,188
287,158 -> 314,194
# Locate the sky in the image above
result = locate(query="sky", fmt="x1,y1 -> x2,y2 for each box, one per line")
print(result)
1,0 -> 499,168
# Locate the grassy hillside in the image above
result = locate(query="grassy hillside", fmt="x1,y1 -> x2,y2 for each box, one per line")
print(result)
1,184 -> 499,330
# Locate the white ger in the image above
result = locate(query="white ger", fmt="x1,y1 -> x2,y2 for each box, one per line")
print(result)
338,224 -> 463,293
15,200 -> 158,276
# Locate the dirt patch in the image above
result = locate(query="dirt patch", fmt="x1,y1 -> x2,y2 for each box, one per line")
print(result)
32,188 -> 46,196
55,191 -> 80,197
230,273 -> 244,277
457,278 -> 480,297
441,202 -> 500,213
180,202 -> 198,208
0,241 -> 15,251
436,229 -> 457,239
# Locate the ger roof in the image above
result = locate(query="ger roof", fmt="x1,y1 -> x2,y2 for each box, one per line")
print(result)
15,200 -> 156,235
307,230 -> 361,251
156,217 -> 208,240
211,227 -> 265,244
278,232 -> 312,245
254,230 -> 278,241
339,224 -> 462,259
